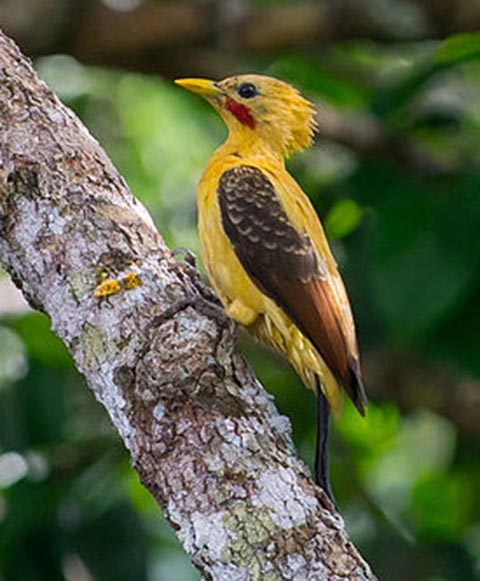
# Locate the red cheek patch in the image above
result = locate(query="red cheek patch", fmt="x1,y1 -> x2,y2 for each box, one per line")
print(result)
226,98 -> 256,129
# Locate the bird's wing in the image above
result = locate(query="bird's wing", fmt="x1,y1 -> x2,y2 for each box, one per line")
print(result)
218,164 -> 366,413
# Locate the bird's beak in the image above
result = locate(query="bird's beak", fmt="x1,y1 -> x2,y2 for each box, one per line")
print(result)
175,78 -> 224,99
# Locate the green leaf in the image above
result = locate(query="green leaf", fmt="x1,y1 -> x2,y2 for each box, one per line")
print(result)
373,32 -> 480,119
272,55 -> 368,107
412,474 -> 472,542
437,32 -> 480,65
356,167 -> 480,339
326,198 -> 364,239
8,313 -> 72,370
71,502 -> 149,581
374,232 -> 475,338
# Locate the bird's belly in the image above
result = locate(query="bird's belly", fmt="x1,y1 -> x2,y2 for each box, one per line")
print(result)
250,309 -> 342,412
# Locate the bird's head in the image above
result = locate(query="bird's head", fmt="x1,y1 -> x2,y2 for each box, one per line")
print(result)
175,74 -> 317,158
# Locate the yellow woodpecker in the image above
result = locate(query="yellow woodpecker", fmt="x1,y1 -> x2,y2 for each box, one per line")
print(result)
175,74 -> 367,500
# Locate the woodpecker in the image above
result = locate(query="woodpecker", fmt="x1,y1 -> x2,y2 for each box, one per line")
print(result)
175,74 -> 367,500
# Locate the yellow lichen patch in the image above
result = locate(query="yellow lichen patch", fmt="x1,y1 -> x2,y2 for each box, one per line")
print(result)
93,272 -> 143,298
121,272 -> 143,291
94,278 -> 123,298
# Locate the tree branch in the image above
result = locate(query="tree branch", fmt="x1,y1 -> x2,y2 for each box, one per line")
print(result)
4,0 -> 480,80
318,105 -> 459,176
0,29 -> 375,580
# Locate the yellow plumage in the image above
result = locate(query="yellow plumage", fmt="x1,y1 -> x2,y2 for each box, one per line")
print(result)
198,150 -> 343,410
176,74 -> 366,497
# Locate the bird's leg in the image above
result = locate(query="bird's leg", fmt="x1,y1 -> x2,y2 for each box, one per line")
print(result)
315,390 -> 336,505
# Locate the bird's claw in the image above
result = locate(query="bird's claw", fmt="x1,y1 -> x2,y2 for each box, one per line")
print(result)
172,248 -> 198,268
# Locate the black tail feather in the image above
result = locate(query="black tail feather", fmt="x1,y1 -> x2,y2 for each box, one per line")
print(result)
315,390 -> 335,504
348,357 -> 368,416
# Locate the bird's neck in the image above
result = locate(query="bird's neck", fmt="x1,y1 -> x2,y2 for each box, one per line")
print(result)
218,127 -> 287,166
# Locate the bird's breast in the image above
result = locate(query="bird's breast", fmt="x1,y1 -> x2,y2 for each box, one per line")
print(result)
197,160 -> 269,315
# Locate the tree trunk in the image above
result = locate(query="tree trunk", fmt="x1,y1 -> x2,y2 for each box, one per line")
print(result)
0,29 -> 375,580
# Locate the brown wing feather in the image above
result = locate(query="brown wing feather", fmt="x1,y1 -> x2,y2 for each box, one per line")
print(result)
218,165 -> 367,412
269,275 -> 366,412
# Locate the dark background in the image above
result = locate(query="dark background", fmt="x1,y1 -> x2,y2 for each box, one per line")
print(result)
0,1 -> 479,579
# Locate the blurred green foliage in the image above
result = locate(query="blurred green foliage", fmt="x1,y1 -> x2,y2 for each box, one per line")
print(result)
1,22 -> 480,581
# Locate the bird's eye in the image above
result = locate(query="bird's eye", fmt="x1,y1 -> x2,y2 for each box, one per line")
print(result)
237,83 -> 258,99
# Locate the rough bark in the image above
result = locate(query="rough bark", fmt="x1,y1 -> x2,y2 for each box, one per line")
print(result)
0,29 -> 375,580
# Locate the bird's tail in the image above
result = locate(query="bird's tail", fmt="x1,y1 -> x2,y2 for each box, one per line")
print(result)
314,382 -> 335,503
347,357 -> 368,416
